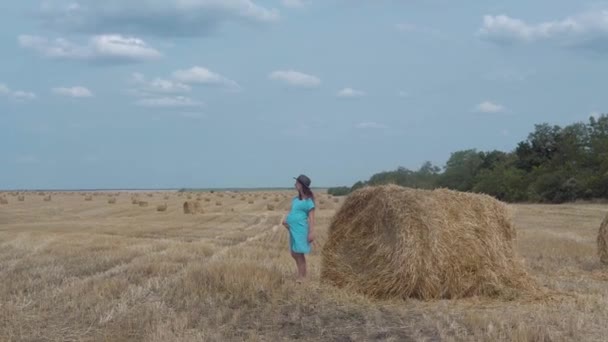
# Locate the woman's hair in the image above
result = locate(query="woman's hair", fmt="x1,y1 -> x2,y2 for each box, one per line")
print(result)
298,184 -> 315,202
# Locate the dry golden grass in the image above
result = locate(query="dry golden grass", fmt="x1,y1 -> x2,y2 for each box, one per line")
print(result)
0,191 -> 607,341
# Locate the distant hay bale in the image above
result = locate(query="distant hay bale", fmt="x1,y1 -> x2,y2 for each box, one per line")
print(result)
108,197 -> 117,204
598,213 -> 608,265
204,198 -> 211,202
18,195 -> 25,202
164,195 -> 169,200
0,198 -> 8,205
84,195 -> 93,201
215,201 -> 222,206
147,193 -> 153,198
321,185 -> 537,300
333,198 -> 340,203
157,204 -> 168,212
183,201 -> 202,214
262,196 -> 268,200
138,201 -> 148,207
217,193 -> 224,198
231,195 -> 236,199
43,195 -> 52,202
131,198 -> 139,205
240,197 -> 247,201
248,200 -> 254,204
267,204 -> 275,211
187,194 -> 193,199
274,197 -> 280,202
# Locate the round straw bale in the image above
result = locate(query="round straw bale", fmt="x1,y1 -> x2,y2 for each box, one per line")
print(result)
18,195 -> 25,202
0,197 -> 8,205
267,204 -> 275,211
215,201 -> 222,206
248,200 -> 255,204
43,195 -> 52,202
132,198 -> 139,205
157,204 -> 168,212
321,185 -> 536,300
108,197 -> 117,204
598,213 -> 608,265
138,201 -> 148,207
84,195 -> 93,201
183,201 -> 202,214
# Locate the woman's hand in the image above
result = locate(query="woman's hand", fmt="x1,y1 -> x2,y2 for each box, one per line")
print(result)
308,232 -> 314,243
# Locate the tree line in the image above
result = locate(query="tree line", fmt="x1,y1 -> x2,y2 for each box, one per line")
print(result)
328,114 -> 608,203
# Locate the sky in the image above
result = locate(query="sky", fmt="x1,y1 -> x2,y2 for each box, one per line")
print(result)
1,0 -> 608,189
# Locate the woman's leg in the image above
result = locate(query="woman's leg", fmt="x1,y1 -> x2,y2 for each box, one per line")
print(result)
294,253 -> 307,278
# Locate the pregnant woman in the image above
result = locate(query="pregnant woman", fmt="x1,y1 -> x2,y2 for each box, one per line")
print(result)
282,174 -> 316,282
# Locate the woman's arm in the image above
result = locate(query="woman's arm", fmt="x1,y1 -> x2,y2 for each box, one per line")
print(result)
307,208 -> 315,242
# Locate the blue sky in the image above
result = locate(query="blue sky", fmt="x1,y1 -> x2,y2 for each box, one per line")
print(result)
1,0 -> 608,189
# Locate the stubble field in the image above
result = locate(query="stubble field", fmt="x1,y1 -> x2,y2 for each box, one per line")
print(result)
0,191 -> 607,341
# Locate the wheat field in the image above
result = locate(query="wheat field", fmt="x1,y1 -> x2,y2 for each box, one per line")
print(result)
0,191 -> 607,341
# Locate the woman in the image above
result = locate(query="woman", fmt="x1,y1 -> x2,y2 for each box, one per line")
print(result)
282,174 -> 315,281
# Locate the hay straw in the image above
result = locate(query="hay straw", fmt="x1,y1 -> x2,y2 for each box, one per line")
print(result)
84,195 -> 93,201
321,185 -> 538,300
215,201 -> 222,206
598,213 -> 608,265
267,204 -> 275,211
43,195 -> 52,202
0,197 -> 8,205
248,200 -> 254,204
157,204 -> 168,212
183,201 -> 203,214
108,197 -> 117,204
18,195 -> 25,202
138,201 -> 148,207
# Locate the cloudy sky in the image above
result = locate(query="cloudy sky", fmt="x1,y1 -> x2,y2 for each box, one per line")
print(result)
2,0 -> 607,189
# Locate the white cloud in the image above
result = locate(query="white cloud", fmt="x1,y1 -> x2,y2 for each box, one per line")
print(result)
337,87 -> 365,98
0,83 -> 36,101
18,34 -> 162,63
282,0 -> 307,8
172,66 -> 240,90
356,122 -> 387,129
52,86 -> 93,98
136,96 -> 203,108
475,101 -> 505,113
37,1 -> 279,37
479,11 -> 608,51
130,73 -> 191,94
268,70 -> 321,88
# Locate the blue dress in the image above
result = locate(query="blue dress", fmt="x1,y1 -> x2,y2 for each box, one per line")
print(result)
286,196 -> 315,254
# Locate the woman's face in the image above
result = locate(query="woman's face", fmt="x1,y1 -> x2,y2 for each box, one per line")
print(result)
295,181 -> 302,191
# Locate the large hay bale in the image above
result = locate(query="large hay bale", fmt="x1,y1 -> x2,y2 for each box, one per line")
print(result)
183,201 -> 202,214
18,195 -> 25,202
0,197 -> 8,205
84,195 -> 93,201
131,198 -> 139,205
321,185 -> 536,300
43,195 -> 52,202
157,204 -> 168,212
108,197 -> 117,204
215,201 -> 222,206
598,213 -> 608,265
267,204 -> 275,211
138,201 -> 148,207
